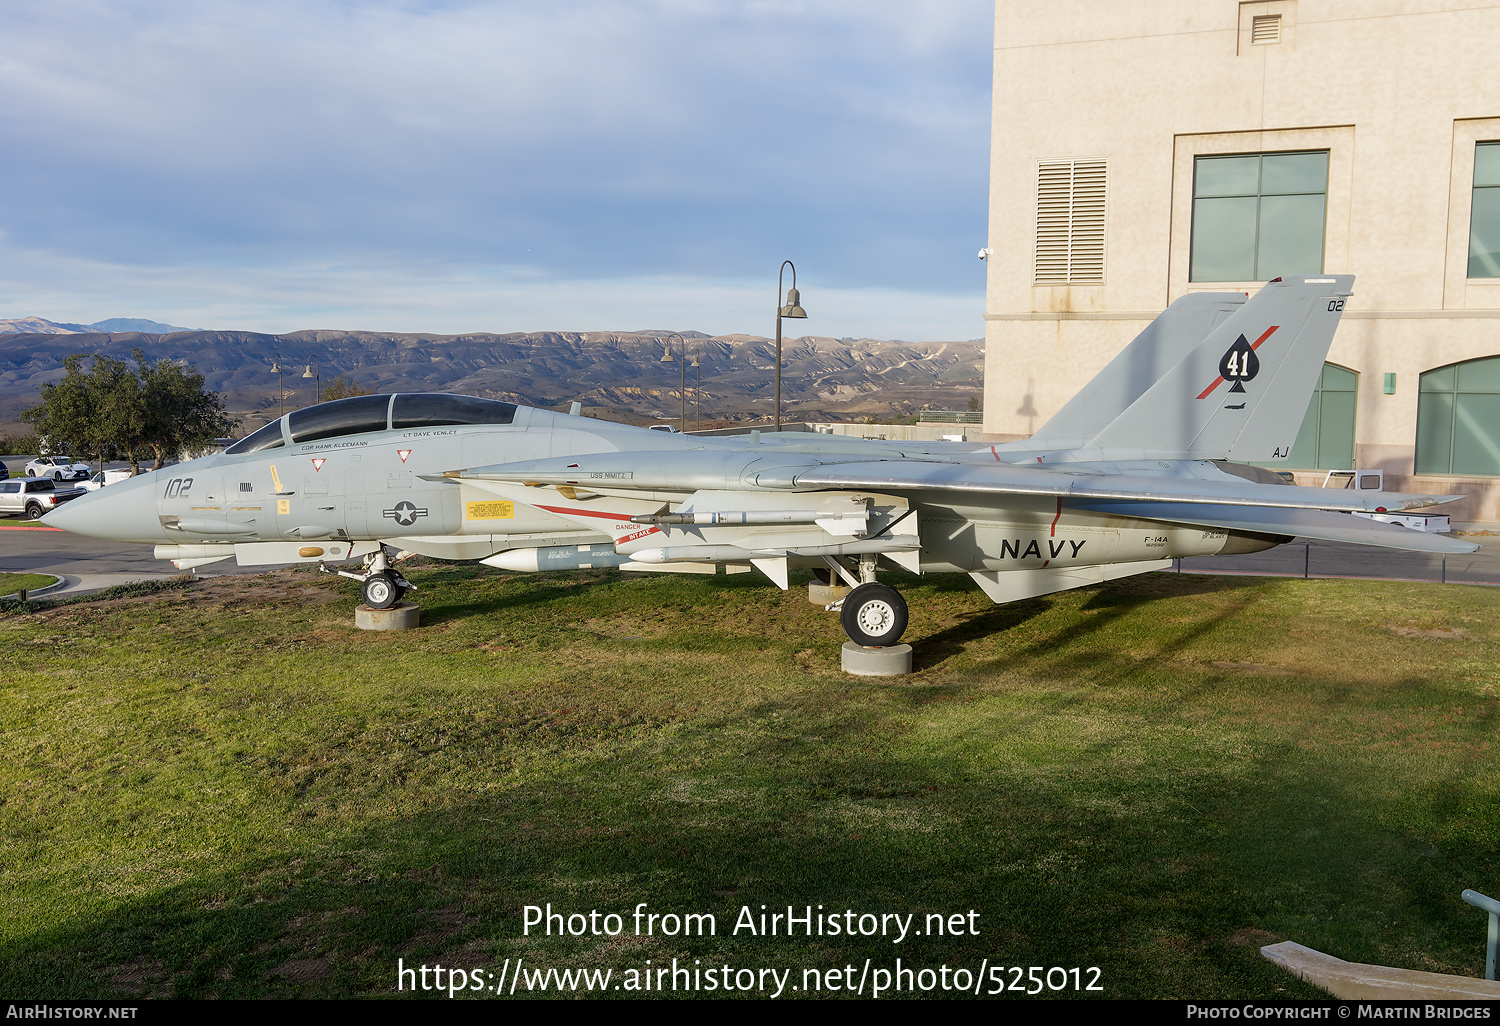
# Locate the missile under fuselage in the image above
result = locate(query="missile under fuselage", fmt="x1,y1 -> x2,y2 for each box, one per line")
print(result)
481,544 -> 633,572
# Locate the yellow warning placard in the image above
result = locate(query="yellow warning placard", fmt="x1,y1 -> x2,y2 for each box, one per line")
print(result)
466,500 -> 515,520
277,499 -> 291,515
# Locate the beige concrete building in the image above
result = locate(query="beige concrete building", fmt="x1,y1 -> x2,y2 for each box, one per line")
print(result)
984,0 -> 1500,524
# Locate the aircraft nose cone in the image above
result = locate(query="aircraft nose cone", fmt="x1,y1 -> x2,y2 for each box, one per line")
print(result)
42,477 -> 164,542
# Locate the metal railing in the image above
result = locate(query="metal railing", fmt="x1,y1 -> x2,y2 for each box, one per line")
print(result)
1463,889 -> 1500,980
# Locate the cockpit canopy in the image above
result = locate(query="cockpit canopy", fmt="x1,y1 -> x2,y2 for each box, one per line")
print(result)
224,393 -> 519,455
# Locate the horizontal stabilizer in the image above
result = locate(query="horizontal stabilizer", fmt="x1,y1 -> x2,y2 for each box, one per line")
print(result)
1072,501 -> 1479,554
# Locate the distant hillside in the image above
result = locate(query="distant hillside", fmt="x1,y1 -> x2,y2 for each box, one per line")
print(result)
0,326 -> 984,430
0,316 -> 194,335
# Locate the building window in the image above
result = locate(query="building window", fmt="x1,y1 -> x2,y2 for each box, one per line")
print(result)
1468,142 -> 1500,278
1285,364 -> 1357,470
1256,363 -> 1357,470
1034,158 -> 1106,285
1189,151 -> 1328,282
1416,357 -> 1500,476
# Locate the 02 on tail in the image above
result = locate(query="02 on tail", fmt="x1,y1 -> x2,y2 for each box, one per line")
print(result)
44,275 -> 1475,647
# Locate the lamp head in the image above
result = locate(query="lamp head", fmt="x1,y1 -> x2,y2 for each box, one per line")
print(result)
660,347 -> 675,363
780,286 -> 807,319
302,364 -> 315,378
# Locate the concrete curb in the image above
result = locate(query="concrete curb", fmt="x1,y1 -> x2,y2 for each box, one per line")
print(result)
1262,940 -> 1500,999
41,573 -> 177,599
1,573 -> 65,600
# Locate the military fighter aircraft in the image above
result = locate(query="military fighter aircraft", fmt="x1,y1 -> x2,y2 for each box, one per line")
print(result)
44,274 -> 1476,646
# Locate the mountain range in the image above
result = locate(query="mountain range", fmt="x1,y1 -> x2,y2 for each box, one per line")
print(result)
0,323 -> 983,431
0,316 -> 194,335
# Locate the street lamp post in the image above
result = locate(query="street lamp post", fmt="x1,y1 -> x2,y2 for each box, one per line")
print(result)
692,346 -> 701,432
659,332 -> 686,433
774,260 -> 808,433
272,352 -> 284,417
303,356 -> 321,402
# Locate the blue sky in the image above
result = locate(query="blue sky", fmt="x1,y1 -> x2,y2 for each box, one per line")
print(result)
0,1 -> 993,338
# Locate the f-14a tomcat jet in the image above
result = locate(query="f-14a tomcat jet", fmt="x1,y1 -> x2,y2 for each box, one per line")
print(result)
45,274 -> 1476,647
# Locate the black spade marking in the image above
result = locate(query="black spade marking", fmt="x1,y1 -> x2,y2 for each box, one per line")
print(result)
1218,333 -> 1260,393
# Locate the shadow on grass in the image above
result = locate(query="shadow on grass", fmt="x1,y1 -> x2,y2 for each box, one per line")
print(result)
4,675 -> 1494,1000
7,568 -> 1497,1000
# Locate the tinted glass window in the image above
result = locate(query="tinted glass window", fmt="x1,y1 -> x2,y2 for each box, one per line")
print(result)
1191,151 -> 1328,282
1416,356 -> 1500,475
1470,142 -> 1500,278
224,419 -> 287,455
1,482 -> 18,493
391,393 -> 517,429
1253,363 -> 1357,471
288,394 -> 393,444
26,480 -> 54,492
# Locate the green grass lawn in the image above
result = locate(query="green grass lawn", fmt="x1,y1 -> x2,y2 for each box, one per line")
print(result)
2,563 -> 1498,999
0,572 -> 59,597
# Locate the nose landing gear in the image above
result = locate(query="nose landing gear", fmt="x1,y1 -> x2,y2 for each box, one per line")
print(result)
361,571 -> 405,610
321,543 -> 415,609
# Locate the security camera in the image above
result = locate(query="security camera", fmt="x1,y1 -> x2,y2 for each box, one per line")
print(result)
978,247 -> 993,260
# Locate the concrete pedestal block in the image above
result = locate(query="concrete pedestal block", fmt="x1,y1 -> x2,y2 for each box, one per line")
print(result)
356,602 -> 421,631
808,582 -> 850,605
841,642 -> 913,676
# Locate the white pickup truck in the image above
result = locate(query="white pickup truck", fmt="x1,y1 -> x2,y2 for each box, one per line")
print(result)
0,477 -> 85,520
81,468 -> 141,491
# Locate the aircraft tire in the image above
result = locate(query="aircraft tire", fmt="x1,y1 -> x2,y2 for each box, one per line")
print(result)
840,583 -> 908,647
361,572 -> 401,610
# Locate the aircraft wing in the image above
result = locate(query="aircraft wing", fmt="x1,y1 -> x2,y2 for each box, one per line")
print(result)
447,450 -> 1456,513
443,449 -> 1476,554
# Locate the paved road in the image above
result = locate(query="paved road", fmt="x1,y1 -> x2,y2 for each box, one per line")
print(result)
0,523 -> 264,597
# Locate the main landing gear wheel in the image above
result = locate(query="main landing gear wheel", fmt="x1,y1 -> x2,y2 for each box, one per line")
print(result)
361,572 -> 401,610
840,583 -> 908,647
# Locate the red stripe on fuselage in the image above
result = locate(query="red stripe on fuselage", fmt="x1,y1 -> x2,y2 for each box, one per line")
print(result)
534,503 -> 661,541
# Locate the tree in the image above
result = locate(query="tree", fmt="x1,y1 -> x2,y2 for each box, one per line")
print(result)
967,396 -> 980,412
21,351 -> 235,475
132,351 -> 235,470
22,354 -> 137,472
321,375 -> 371,402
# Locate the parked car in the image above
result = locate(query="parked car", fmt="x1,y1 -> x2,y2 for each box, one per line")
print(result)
81,468 -> 142,491
25,456 -> 90,481
0,477 -> 85,520
0,461 -> 8,480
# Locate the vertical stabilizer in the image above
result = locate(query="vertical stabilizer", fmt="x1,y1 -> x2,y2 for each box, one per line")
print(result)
1033,291 -> 1247,446
1086,275 -> 1353,460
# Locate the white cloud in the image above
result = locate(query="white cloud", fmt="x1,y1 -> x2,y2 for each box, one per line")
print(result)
0,0 -> 992,332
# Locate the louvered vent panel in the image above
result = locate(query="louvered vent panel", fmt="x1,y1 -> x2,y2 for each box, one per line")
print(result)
1034,158 -> 1107,285
1251,14 -> 1281,44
